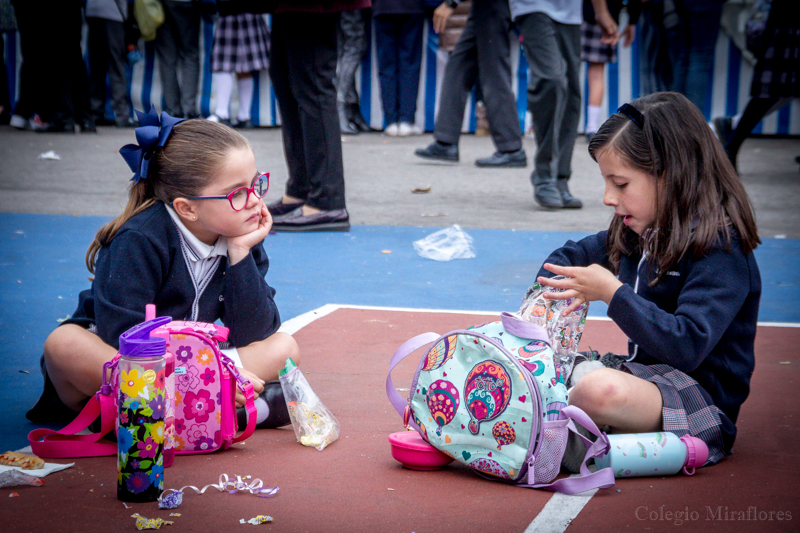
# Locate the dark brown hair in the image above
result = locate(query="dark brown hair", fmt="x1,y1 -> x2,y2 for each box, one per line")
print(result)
588,92 -> 760,284
86,120 -> 252,273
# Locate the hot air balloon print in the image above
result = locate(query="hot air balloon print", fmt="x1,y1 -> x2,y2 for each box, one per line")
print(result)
426,380 -> 460,436
492,421 -> 516,450
464,361 -> 511,435
422,335 -> 458,371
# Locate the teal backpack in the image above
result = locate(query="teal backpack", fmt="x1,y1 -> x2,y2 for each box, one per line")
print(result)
386,312 -> 615,494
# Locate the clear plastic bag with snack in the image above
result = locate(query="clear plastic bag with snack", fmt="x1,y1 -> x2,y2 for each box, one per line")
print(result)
517,275 -> 589,379
278,359 -> 340,451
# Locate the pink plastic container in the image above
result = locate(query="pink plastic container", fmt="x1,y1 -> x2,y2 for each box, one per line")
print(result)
388,431 -> 454,471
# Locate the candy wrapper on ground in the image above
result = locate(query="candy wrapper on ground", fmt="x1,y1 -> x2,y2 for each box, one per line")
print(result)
517,275 -> 589,379
278,359 -> 340,451
0,469 -> 44,488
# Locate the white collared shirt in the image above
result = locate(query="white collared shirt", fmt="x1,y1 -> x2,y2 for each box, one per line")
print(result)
166,205 -> 228,283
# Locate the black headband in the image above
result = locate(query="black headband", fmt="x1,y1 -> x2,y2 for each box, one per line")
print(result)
617,103 -> 644,128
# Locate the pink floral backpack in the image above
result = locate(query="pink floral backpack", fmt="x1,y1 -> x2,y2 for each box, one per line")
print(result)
29,309 -> 257,460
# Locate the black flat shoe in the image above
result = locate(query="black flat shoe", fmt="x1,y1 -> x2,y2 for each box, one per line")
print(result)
475,148 -> 527,168
79,118 -> 97,133
414,140 -> 458,162
236,381 -> 291,430
272,208 -> 350,232
266,199 -> 305,217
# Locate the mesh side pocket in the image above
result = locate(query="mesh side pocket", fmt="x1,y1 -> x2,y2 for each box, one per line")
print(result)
533,419 -> 570,484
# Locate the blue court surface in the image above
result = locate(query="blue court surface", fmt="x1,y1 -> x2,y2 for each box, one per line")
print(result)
2,213 -> 798,452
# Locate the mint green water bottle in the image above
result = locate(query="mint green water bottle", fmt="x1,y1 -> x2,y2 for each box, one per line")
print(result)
594,432 -> 709,478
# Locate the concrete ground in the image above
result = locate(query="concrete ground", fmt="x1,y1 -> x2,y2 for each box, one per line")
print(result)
1,126 -> 798,237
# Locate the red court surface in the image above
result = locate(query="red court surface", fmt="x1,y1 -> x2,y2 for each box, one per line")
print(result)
6,308 -> 798,532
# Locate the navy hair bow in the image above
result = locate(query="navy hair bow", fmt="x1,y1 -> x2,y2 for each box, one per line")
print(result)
119,107 -> 185,183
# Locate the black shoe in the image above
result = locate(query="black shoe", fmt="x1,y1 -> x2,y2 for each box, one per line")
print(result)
475,148 -> 527,168
561,423 -> 596,474
266,199 -> 305,217
348,103 -> 374,132
414,140 -> 459,162
78,118 -> 97,133
115,117 -> 137,128
533,181 -> 564,209
236,381 -> 291,430
36,120 -> 76,133
234,119 -> 253,130
713,116 -> 733,147
556,176 -> 582,208
272,208 -> 350,232
94,116 -> 116,126
338,102 -> 359,135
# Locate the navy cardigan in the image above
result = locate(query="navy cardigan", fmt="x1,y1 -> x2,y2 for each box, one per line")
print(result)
537,230 -> 761,425
66,201 -> 281,349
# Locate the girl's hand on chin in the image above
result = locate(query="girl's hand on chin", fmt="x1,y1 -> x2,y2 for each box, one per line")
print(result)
227,203 -> 272,265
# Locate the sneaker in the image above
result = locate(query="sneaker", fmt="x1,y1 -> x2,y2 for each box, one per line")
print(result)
10,114 -> 29,130
397,122 -> 422,137
384,123 -> 399,136
206,114 -> 231,126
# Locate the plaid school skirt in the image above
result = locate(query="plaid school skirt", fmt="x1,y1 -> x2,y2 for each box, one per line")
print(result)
623,362 -> 728,465
581,21 -> 616,64
751,26 -> 800,99
211,13 -> 270,73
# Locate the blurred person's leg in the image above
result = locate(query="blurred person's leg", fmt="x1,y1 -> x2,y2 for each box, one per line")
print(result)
433,6 -> 479,145
473,0 -> 521,153
518,12 -> 566,207
397,14 -> 424,125
270,11 -> 345,212
374,15 -> 401,127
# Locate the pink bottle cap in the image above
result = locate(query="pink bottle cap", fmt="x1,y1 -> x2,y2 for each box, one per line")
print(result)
680,435 -> 709,475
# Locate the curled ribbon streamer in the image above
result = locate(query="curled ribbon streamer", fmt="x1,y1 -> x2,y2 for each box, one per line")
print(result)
157,474 -> 279,507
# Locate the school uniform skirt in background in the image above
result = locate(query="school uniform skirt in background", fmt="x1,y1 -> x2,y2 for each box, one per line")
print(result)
622,362 -> 730,466
751,26 -> 800,99
581,21 -> 616,64
211,13 -> 270,73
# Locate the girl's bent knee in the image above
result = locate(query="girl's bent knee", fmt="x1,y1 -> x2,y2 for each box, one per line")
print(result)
570,368 -> 629,413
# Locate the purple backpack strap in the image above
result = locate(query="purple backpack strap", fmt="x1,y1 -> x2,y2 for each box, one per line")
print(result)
385,332 -> 440,424
519,406 -> 616,494
499,312 -> 549,343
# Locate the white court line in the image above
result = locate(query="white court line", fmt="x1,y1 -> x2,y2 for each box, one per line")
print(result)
277,303 -> 800,533
525,479 -> 598,533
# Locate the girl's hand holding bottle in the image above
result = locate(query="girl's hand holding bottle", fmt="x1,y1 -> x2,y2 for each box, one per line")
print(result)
537,263 -> 623,315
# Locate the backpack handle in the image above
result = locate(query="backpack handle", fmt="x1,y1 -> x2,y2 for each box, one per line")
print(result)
500,312 -> 549,343
28,393 -> 117,457
385,332 -> 441,428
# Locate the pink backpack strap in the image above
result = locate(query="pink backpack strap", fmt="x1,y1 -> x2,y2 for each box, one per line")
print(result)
28,393 -> 117,457
232,380 -> 257,444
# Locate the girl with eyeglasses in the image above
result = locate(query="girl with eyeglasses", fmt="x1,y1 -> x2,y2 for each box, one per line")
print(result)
536,92 -> 761,471
28,112 -> 298,431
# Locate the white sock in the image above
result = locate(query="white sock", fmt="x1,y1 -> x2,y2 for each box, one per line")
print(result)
586,105 -> 602,134
220,347 -> 243,368
254,396 -> 270,424
237,76 -> 254,122
214,72 -> 234,119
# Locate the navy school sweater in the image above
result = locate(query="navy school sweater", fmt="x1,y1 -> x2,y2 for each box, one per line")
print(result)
65,201 -> 281,349
537,230 -> 761,426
